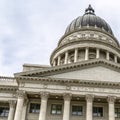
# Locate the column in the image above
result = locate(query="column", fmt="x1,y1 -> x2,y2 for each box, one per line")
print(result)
14,91 -> 26,120
74,48 -> 78,62
21,99 -> 29,120
53,60 -> 56,66
86,94 -> 94,120
64,51 -> 68,64
107,96 -> 116,120
114,55 -> 117,63
106,51 -> 109,60
63,93 -> 72,120
57,55 -> 61,66
39,92 -> 49,120
85,47 -> 89,60
96,48 -> 100,59
8,100 -> 16,120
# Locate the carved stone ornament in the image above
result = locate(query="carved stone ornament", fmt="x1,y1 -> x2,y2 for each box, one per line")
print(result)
86,94 -> 94,102
40,92 -> 49,100
16,90 -> 26,98
9,100 -> 16,108
23,98 -> 29,106
63,93 -> 72,101
107,96 -> 116,103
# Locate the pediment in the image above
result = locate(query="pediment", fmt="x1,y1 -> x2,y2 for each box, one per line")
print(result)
47,66 -> 120,82
14,59 -> 120,83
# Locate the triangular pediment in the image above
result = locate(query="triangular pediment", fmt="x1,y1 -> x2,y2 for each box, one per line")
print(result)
14,59 -> 120,83
47,66 -> 120,82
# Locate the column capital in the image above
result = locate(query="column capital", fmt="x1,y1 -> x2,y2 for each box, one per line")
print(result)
63,93 -> 72,101
86,94 -> 94,102
40,92 -> 49,100
107,96 -> 116,103
16,90 -> 27,99
9,100 -> 16,108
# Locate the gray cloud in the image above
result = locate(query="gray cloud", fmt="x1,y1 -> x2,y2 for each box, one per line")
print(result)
0,0 -> 120,76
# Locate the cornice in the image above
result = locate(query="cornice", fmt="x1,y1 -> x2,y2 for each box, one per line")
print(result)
15,75 -> 120,89
15,59 -> 120,77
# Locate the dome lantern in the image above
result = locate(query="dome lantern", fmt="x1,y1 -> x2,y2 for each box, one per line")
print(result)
85,4 -> 95,15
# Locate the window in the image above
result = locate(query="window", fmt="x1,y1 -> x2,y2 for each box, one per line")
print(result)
29,103 -> 40,113
115,108 -> 120,118
93,107 -> 103,117
0,107 -> 9,117
51,104 -> 62,115
72,106 -> 83,116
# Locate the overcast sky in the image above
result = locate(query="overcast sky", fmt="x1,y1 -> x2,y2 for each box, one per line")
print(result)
0,0 -> 120,76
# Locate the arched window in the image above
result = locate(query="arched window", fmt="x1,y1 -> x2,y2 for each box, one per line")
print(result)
68,51 -> 74,63
89,48 -> 96,59
100,50 -> 106,59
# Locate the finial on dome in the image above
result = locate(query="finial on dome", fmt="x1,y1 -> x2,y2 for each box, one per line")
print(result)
85,4 -> 95,15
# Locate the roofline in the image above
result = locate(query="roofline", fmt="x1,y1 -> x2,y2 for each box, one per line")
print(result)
14,59 -> 120,77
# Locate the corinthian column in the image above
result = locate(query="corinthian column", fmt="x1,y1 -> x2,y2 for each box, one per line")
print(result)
96,48 -> 100,59
63,93 -> 72,120
57,56 -> 61,66
64,51 -> 68,64
74,48 -> 78,62
106,51 -> 109,60
86,95 -> 94,120
85,47 -> 89,60
21,99 -> 29,120
14,91 -> 26,120
107,96 -> 116,120
8,100 -> 16,120
39,92 -> 49,120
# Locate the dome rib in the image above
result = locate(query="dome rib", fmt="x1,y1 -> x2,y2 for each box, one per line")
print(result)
65,5 -> 114,36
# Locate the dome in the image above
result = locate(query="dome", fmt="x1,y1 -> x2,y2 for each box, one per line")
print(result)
65,5 -> 113,36
50,5 -> 120,67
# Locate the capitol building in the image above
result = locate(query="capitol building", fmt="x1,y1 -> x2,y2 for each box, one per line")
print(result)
0,5 -> 120,120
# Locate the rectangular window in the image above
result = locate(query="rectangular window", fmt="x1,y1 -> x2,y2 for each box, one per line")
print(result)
115,108 -> 120,118
93,107 -> 103,117
72,106 -> 83,116
51,104 -> 62,115
29,103 -> 40,113
0,107 -> 9,117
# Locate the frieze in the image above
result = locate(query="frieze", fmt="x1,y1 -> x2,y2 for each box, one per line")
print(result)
60,31 -> 117,47
46,85 -> 120,95
70,86 -> 120,94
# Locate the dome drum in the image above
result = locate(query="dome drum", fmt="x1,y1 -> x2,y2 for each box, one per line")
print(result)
51,45 -> 120,66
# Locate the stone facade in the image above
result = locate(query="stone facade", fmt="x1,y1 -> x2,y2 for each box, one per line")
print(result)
0,5 -> 120,120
